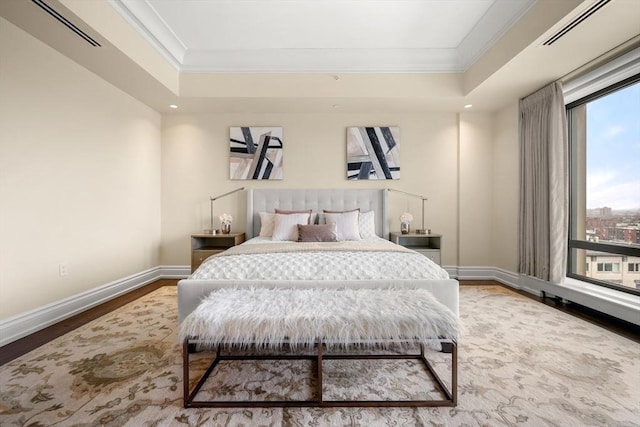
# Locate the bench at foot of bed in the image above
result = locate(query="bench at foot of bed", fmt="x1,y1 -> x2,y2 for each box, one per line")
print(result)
179,288 -> 459,408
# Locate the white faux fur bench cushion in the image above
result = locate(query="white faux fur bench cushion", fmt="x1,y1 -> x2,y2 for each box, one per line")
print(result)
178,288 -> 458,349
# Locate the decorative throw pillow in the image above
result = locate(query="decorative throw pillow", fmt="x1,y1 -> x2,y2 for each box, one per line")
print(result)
271,213 -> 311,241
259,212 -> 276,237
297,224 -> 338,242
359,210 -> 376,238
275,208 -> 315,224
319,208 -> 359,226
324,210 -> 361,241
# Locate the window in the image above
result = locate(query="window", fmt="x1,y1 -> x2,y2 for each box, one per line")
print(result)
596,263 -> 620,273
567,69 -> 640,295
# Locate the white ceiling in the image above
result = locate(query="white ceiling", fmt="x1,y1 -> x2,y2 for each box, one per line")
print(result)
2,0 -> 639,113
110,0 -> 536,72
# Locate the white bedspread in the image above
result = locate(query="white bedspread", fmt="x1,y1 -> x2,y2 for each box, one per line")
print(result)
190,237 -> 449,281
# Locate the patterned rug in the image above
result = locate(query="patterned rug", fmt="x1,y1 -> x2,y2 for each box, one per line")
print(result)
1,285 -> 638,426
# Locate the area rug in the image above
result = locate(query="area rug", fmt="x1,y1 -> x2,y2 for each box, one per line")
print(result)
1,285 -> 638,426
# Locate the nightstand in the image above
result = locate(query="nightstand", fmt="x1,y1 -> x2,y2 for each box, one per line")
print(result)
191,232 -> 245,273
389,232 -> 442,265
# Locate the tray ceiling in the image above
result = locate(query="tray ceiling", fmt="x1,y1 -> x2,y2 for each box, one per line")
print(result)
110,0 -> 536,72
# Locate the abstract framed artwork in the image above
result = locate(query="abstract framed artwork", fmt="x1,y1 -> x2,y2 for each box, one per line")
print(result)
229,126 -> 283,180
347,126 -> 400,180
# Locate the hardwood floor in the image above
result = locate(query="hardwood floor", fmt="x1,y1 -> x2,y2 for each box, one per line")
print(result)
0,279 -> 177,366
1,279 -> 637,366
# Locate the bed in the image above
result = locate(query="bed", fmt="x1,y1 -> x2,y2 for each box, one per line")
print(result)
178,188 -> 459,407
177,188 -> 459,323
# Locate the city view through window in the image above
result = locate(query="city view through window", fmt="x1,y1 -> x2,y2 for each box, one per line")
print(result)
572,80 -> 640,291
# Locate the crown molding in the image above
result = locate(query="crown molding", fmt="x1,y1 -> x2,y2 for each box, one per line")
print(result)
458,0 -> 537,70
181,48 -> 463,73
108,0 -> 185,70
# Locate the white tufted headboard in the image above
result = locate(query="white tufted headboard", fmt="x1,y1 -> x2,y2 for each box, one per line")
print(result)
246,188 -> 388,239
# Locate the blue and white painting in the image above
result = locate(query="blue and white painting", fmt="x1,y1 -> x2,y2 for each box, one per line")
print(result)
230,127 -> 283,180
347,126 -> 400,180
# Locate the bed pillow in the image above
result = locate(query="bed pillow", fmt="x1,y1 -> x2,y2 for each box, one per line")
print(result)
259,212 -> 276,237
275,208 -> 315,224
297,223 -> 338,242
359,210 -> 376,238
324,210 -> 361,241
271,213 -> 311,241
319,208 -> 359,226
321,209 -> 374,238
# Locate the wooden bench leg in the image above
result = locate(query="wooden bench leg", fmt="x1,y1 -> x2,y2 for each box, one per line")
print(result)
316,340 -> 323,403
182,340 -> 190,408
184,339 -> 222,408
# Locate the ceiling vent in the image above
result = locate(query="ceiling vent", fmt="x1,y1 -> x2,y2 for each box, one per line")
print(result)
543,0 -> 610,46
32,0 -> 101,47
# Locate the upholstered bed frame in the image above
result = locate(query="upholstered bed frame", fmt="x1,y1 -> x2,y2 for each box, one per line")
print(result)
246,188 -> 389,239
177,188 -> 458,322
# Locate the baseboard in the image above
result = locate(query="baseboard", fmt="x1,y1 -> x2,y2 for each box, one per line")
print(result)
485,268 -> 639,326
454,266 -> 496,280
538,277 -> 640,326
493,268 -> 543,296
0,265 -> 191,347
159,265 -> 191,278
454,266 -> 536,294
455,266 -> 639,325
2,264 -> 637,347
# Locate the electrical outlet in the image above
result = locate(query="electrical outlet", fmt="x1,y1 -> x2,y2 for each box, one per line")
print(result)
59,262 -> 68,276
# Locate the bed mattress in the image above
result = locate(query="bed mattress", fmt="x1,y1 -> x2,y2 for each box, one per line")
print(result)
190,237 -> 449,282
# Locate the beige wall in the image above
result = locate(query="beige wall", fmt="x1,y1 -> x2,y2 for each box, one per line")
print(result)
458,113 -> 494,266
491,103 -> 520,272
0,18 -> 162,319
161,112 -> 498,269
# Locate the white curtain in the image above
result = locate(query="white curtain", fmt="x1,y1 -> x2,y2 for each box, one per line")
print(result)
518,81 -> 568,284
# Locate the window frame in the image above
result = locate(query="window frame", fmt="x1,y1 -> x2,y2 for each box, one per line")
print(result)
566,73 -> 640,296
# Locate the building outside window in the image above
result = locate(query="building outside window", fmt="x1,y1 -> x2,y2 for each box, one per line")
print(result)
567,69 -> 640,296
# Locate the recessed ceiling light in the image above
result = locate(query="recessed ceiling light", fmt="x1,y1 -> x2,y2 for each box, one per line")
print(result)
169,104 -> 178,109
464,104 -> 473,109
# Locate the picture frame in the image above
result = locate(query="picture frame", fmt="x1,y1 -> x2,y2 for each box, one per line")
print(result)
347,126 -> 400,180
229,126 -> 283,180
